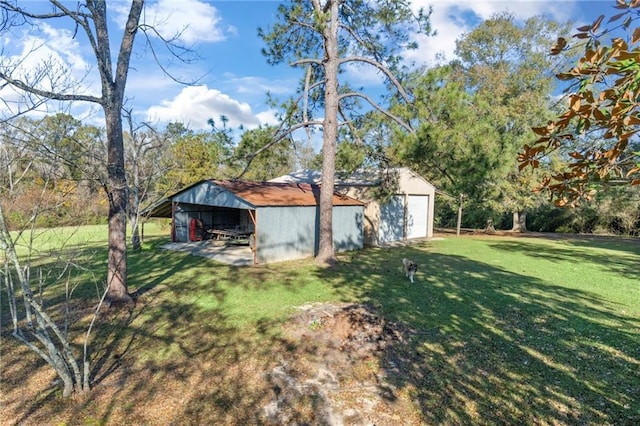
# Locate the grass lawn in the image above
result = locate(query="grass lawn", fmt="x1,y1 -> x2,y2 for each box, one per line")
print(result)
1,226 -> 639,425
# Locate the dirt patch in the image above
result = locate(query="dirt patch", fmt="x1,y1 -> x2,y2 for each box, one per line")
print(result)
262,302 -> 421,425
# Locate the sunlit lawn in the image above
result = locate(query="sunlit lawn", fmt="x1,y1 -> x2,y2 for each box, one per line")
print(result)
1,225 -> 638,425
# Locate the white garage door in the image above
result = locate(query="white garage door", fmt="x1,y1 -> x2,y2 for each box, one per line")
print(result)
407,195 -> 428,239
379,195 -> 404,244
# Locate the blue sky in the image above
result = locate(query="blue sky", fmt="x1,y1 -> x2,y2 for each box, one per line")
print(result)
0,0 -> 618,137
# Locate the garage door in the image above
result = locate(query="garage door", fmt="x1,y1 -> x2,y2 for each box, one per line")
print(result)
379,195 -> 404,244
407,195 -> 428,239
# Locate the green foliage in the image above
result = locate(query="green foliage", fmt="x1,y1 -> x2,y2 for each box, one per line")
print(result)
231,126 -> 297,181
528,185 -> 640,235
0,115 -> 107,230
390,13 -> 571,224
156,123 -> 234,190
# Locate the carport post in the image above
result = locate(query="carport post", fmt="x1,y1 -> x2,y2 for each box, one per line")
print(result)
248,209 -> 257,265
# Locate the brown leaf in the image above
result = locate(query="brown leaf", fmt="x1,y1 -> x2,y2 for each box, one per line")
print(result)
569,151 -> 584,160
591,15 -> 604,33
570,95 -> 581,111
609,12 -> 627,23
615,0 -> 628,9
551,37 -> 567,55
532,126 -> 551,136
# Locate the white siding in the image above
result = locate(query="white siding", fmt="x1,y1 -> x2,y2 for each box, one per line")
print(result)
379,196 -> 404,244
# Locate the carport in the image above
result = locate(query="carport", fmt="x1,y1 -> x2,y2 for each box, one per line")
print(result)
143,179 -> 365,264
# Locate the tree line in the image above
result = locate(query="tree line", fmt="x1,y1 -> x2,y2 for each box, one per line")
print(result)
0,114 -> 315,231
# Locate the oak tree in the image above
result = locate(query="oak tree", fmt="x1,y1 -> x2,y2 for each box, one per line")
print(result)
0,0 -> 145,304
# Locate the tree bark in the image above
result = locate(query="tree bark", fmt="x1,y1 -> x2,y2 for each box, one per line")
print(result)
94,0 -> 144,305
512,210 -> 527,232
316,0 -> 339,267
456,194 -> 464,236
91,0 -> 144,305
105,104 -> 132,304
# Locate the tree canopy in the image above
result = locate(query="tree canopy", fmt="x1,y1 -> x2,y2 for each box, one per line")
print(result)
519,0 -> 640,207
391,13 -> 569,229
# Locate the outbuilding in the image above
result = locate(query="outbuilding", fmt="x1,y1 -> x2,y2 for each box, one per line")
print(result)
271,168 -> 435,246
144,179 -> 365,264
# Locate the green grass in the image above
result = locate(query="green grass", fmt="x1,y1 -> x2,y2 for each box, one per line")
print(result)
329,236 -> 639,424
2,229 -> 639,424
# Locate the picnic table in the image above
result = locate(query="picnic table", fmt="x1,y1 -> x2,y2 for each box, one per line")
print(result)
206,228 -> 253,241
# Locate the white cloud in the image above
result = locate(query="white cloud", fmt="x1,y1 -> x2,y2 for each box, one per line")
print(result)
0,23 -> 98,118
5,23 -> 95,93
131,0 -> 229,44
255,109 -> 279,126
145,85 -> 263,130
407,0 -> 579,66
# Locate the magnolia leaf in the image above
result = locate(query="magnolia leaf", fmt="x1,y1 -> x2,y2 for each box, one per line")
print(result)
551,37 -> 567,55
569,151 -> 584,159
632,179 -> 640,185
591,15 -> 604,33
593,108 -> 608,121
557,72 -> 576,80
570,95 -> 581,111
626,167 -> 640,177
532,125 -> 551,136
609,12 -> 627,23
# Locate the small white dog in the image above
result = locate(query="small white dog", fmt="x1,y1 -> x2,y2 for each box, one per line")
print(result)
402,258 -> 418,283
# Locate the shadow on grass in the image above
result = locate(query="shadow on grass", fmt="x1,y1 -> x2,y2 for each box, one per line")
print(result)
321,241 -> 640,424
2,234 -> 290,424
3,234 -> 639,424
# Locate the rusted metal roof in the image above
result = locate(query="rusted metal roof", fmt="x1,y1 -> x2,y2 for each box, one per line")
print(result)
142,179 -> 363,218
211,179 -> 363,207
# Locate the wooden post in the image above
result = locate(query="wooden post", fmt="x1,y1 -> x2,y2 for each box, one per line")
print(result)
248,209 -> 257,265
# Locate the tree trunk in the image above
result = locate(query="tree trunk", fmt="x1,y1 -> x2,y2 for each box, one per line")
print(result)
316,1 -> 339,267
512,209 -> 527,232
96,0 -> 143,305
456,194 -> 464,236
105,104 -> 132,305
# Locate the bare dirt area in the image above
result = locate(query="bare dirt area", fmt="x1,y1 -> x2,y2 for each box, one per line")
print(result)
1,302 -> 423,425
263,302 -> 421,425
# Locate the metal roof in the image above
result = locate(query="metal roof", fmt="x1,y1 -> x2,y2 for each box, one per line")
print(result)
211,180 -> 362,207
142,179 -> 363,218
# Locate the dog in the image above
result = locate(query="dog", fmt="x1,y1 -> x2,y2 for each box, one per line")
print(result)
402,258 -> 418,283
